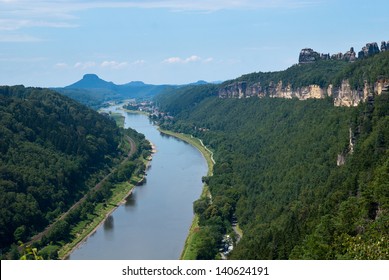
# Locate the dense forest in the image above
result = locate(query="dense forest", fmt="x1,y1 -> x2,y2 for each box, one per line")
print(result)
0,86 -> 150,259
155,53 -> 389,259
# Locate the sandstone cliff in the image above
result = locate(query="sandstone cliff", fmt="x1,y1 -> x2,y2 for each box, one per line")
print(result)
219,39 -> 389,107
218,79 -> 389,107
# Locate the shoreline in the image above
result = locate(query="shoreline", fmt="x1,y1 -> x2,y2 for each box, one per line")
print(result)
61,187 -> 135,259
156,127 -> 215,259
59,153 -> 154,259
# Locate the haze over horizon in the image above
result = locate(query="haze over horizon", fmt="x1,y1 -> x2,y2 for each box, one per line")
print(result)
0,0 -> 388,87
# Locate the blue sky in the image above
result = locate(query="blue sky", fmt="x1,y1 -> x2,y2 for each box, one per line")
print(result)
0,0 -> 388,87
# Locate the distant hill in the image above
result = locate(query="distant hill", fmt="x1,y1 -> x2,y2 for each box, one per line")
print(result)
54,74 -> 217,109
66,74 -> 117,89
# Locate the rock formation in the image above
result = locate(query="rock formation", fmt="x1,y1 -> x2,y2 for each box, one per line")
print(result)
381,41 -> 389,52
299,40 -> 388,64
298,48 -> 321,64
218,79 -> 389,107
358,42 -> 380,59
343,47 -> 357,61
220,39 -> 389,107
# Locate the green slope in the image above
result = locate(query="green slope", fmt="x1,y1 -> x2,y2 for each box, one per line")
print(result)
153,52 -> 389,260
0,86 -> 150,258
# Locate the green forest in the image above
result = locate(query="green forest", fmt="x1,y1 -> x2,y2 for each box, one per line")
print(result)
155,53 -> 389,259
0,86 -> 151,259
1,44 -> 388,260
222,50 -> 389,91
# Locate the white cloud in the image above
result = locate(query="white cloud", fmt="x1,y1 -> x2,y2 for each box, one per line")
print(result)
74,61 -> 96,69
162,57 -> 183,64
101,60 -> 128,69
54,62 -> 68,69
132,59 -> 146,65
162,55 -> 209,64
0,1 -> 320,28
185,55 -> 201,63
0,19 -> 78,31
0,33 -> 41,42
202,57 -> 214,63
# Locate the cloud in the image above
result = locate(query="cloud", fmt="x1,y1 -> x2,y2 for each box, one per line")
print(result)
74,61 -> 96,69
61,60 -> 130,70
101,60 -> 128,69
54,62 -> 69,69
0,1 -> 320,25
132,59 -> 146,65
162,57 -> 183,64
162,55 -> 208,64
185,55 -> 201,63
202,57 -> 214,63
0,19 -> 78,31
0,0 -> 320,43
0,33 -> 42,42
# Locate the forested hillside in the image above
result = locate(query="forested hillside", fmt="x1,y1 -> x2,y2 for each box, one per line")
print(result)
226,48 -> 389,90
155,62 -> 389,259
0,86 -> 150,257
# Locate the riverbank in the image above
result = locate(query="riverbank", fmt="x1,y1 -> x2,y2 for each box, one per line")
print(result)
59,169 -> 149,259
58,121 -> 153,259
122,108 -> 149,116
156,128 -> 215,260
157,128 -> 214,176
107,107 -> 214,259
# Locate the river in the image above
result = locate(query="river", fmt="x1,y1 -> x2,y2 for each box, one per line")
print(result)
68,106 -> 207,259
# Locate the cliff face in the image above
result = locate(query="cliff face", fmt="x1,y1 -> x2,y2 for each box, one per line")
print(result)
218,79 -> 389,107
219,40 -> 389,107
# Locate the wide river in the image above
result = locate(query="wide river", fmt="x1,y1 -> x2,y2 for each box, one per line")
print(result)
69,106 -> 207,259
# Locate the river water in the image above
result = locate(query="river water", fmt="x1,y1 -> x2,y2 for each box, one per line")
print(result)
69,106 -> 207,259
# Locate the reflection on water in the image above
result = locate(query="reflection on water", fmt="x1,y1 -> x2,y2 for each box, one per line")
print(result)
159,132 -> 173,139
103,215 -> 114,232
125,191 -> 136,207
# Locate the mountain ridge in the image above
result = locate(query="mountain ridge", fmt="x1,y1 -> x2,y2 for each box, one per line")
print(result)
54,75 -> 219,108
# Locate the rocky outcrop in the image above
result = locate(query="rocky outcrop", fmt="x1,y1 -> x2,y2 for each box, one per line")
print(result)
218,79 -> 389,107
344,47 -> 357,62
332,80 -> 365,107
376,79 -> 389,94
221,39 -> 389,107
299,40 -> 388,64
330,48 -> 356,62
381,41 -> 389,52
299,48 -> 321,64
358,42 -> 380,59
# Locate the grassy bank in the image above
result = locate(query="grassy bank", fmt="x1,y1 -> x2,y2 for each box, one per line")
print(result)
110,112 -> 125,127
122,108 -> 149,116
58,111 -> 148,259
157,128 -> 214,176
157,128 -> 214,260
58,172 -> 146,259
